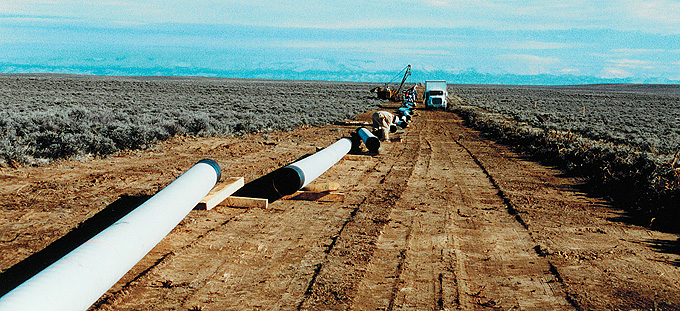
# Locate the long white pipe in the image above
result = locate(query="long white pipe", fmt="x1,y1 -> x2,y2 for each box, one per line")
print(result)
0,159 -> 221,311
273,138 -> 352,195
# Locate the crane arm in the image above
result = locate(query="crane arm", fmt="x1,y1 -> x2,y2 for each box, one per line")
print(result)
395,64 -> 411,95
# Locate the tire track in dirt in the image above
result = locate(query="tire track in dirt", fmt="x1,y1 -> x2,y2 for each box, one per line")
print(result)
457,121 -> 680,310
91,211 -> 248,309
297,122 -> 420,310
450,122 -> 579,310
453,135 -> 530,230
452,130 -> 585,310
352,110 -> 571,310
446,116 -> 571,310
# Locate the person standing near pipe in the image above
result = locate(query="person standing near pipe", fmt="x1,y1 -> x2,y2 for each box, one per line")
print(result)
372,111 -> 407,142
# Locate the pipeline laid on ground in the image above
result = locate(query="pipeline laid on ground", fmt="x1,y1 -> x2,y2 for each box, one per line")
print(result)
398,107 -> 412,116
0,159 -> 221,311
273,137 -> 352,196
357,127 -> 380,153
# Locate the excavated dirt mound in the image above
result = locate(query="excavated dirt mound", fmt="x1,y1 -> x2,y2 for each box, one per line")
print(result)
1,109 -> 679,310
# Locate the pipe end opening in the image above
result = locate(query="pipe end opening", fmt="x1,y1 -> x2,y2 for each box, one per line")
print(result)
198,159 -> 221,181
366,137 -> 380,153
272,166 -> 305,196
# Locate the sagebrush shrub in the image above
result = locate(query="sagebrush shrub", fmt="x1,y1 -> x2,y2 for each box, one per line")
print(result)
0,76 -> 382,164
455,105 -> 680,232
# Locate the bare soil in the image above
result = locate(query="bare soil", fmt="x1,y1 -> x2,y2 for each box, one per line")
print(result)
1,109 -> 679,310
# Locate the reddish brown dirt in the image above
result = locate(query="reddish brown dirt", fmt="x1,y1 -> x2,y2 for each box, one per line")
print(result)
1,110 -> 679,310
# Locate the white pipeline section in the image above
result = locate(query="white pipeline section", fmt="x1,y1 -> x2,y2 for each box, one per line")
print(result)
0,159 -> 221,311
273,138 -> 352,195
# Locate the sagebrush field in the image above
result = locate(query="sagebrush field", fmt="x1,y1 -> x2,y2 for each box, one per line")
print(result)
452,84 -> 680,155
450,84 -> 680,230
0,74 -> 381,164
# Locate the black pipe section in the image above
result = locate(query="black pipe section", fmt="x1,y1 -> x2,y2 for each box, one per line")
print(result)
357,127 -> 380,153
271,138 -> 352,196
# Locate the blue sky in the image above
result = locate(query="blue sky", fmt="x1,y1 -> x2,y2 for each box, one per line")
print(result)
2,1 -> 680,84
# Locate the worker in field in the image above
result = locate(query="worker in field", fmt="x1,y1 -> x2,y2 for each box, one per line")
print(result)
403,88 -> 416,107
404,85 -> 417,107
372,111 -> 408,142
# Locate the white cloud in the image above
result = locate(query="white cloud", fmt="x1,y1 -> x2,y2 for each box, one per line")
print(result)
608,58 -> 654,69
423,0 -> 453,7
2,0 -> 680,34
601,67 -> 632,79
612,48 -> 664,54
627,0 -> 680,23
3,0 -> 680,82
496,54 -> 561,75
559,68 -> 581,75
502,41 -> 579,50
618,0 -> 680,33
501,54 -> 560,65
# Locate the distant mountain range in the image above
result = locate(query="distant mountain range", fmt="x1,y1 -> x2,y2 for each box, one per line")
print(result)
3,21 -> 680,85
2,63 -> 676,86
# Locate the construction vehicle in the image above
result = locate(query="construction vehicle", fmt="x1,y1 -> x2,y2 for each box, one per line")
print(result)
370,65 -> 411,101
424,80 -> 448,109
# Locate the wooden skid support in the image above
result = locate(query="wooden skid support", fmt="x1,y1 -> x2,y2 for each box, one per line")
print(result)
281,191 -> 345,202
334,120 -> 370,126
221,196 -> 269,209
302,182 -> 340,192
343,154 -> 375,161
195,177 -> 244,210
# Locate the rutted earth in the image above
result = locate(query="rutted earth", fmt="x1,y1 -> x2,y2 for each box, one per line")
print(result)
1,110 -> 679,310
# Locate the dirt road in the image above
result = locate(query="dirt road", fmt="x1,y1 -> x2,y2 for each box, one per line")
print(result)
1,110 -> 679,310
